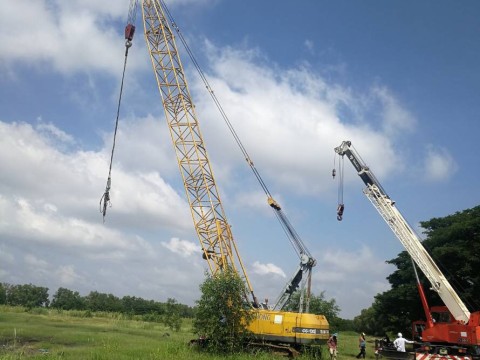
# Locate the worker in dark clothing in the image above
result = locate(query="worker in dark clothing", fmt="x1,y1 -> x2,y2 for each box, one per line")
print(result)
356,332 -> 366,358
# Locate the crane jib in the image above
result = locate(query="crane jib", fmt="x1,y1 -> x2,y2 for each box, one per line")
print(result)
335,140 -> 473,332
346,150 -> 363,173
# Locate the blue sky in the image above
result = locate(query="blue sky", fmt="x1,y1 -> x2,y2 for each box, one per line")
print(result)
1,0 -> 479,319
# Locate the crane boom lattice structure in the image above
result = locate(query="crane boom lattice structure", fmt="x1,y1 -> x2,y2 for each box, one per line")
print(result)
141,0 -> 255,300
108,0 -> 330,353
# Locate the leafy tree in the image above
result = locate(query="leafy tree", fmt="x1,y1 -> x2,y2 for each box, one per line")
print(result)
121,295 -> 165,316
85,291 -> 122,312
308,291 -> 340,320
1,282 -> 196,321
0,283 -> 6,305
334,317 -> 355,332
420,206 -> 480,309
358,205 -> 480,336
193,268 -> 254,353
176,302 -> 196,318
51,287 -> 86,310
163,298 -> 182,331
285,291 -> 342,330
6,284 -> 49,308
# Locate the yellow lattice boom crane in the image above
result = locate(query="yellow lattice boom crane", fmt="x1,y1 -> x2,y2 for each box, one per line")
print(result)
142,0 -> 256,300
120,0 -> 329,354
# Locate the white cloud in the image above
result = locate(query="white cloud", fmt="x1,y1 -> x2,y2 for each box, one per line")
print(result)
423,145 -> 458,182
0,121 -> 191,233
36,122 -> 75,145
373,86 -> 416,136
232,190 -> 277,216
24,254 -> 49,268
0,13 -> 432,318
252,261 -> 286,278
1,196 -> 151,259
313,246 -> 383,285
0,245 -> 15,265
161,238 -> 201,258
0,1 -> 123,75
0,0 -> 218,77
187,43 -> 409,197
311,245 -> 392,318
104,115 -> 178,176
304,39 -> 315,54
56,265 -> 83,285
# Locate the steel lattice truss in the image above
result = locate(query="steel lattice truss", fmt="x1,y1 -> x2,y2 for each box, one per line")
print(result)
141,0 -> 253,293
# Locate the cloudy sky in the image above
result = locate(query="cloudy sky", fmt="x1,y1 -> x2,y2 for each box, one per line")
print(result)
1,0 -> 479,319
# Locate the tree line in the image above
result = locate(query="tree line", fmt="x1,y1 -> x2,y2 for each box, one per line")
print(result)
5,205 -> 476,338
0,283 -> 195,320
353,205 -> 480,337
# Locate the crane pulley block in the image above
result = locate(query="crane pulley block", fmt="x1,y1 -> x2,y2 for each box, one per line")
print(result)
125,24 -> 136,42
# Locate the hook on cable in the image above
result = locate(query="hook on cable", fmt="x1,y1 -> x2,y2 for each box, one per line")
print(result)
100,177 -> 112,222
337,204 -> 344,221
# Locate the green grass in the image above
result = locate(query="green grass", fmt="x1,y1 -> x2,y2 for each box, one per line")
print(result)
332,332 -> 378,359
0,306 -> 378,359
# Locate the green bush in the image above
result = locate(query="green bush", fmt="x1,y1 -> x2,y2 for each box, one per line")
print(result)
193,268 -> 254,354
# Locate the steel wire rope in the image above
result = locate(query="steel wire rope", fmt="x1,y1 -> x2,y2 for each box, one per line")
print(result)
159,0 -> 312,258
99,27 -> 135,222
334,152 -> 345,221
160,0 -> 269,198
337,155 -> 344,207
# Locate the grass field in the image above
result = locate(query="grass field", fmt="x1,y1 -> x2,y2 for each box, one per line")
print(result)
0,306 -> 378,359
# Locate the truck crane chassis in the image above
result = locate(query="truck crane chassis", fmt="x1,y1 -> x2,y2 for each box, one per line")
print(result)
334,140 -> 480,360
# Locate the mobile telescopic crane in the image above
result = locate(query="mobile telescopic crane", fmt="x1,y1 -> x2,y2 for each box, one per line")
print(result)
118,0 -> 329,355
334,140 -> 480,359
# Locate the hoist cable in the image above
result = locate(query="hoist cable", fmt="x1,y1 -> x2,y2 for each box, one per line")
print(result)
160,0 -> 312,263
160,1 -> 271,198
100,1 -> 138,222
334,153 -> 345,221
338,155 -> 344,205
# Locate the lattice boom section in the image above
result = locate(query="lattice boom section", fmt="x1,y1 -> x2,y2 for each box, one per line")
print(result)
141,0 -> 247,280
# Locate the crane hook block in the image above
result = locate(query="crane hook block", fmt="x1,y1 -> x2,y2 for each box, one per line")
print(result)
337,204 -> 344,221
125,24 -> 136,42
332,168 -> 336,179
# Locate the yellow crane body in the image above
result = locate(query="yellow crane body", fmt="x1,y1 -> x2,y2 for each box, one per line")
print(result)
141,0 -> 329,351
249,309 -> 329,345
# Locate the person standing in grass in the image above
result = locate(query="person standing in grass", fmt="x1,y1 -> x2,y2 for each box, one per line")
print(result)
327,333 -> 338,360
393,332 -> 414,352
356,332 -> 367,358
